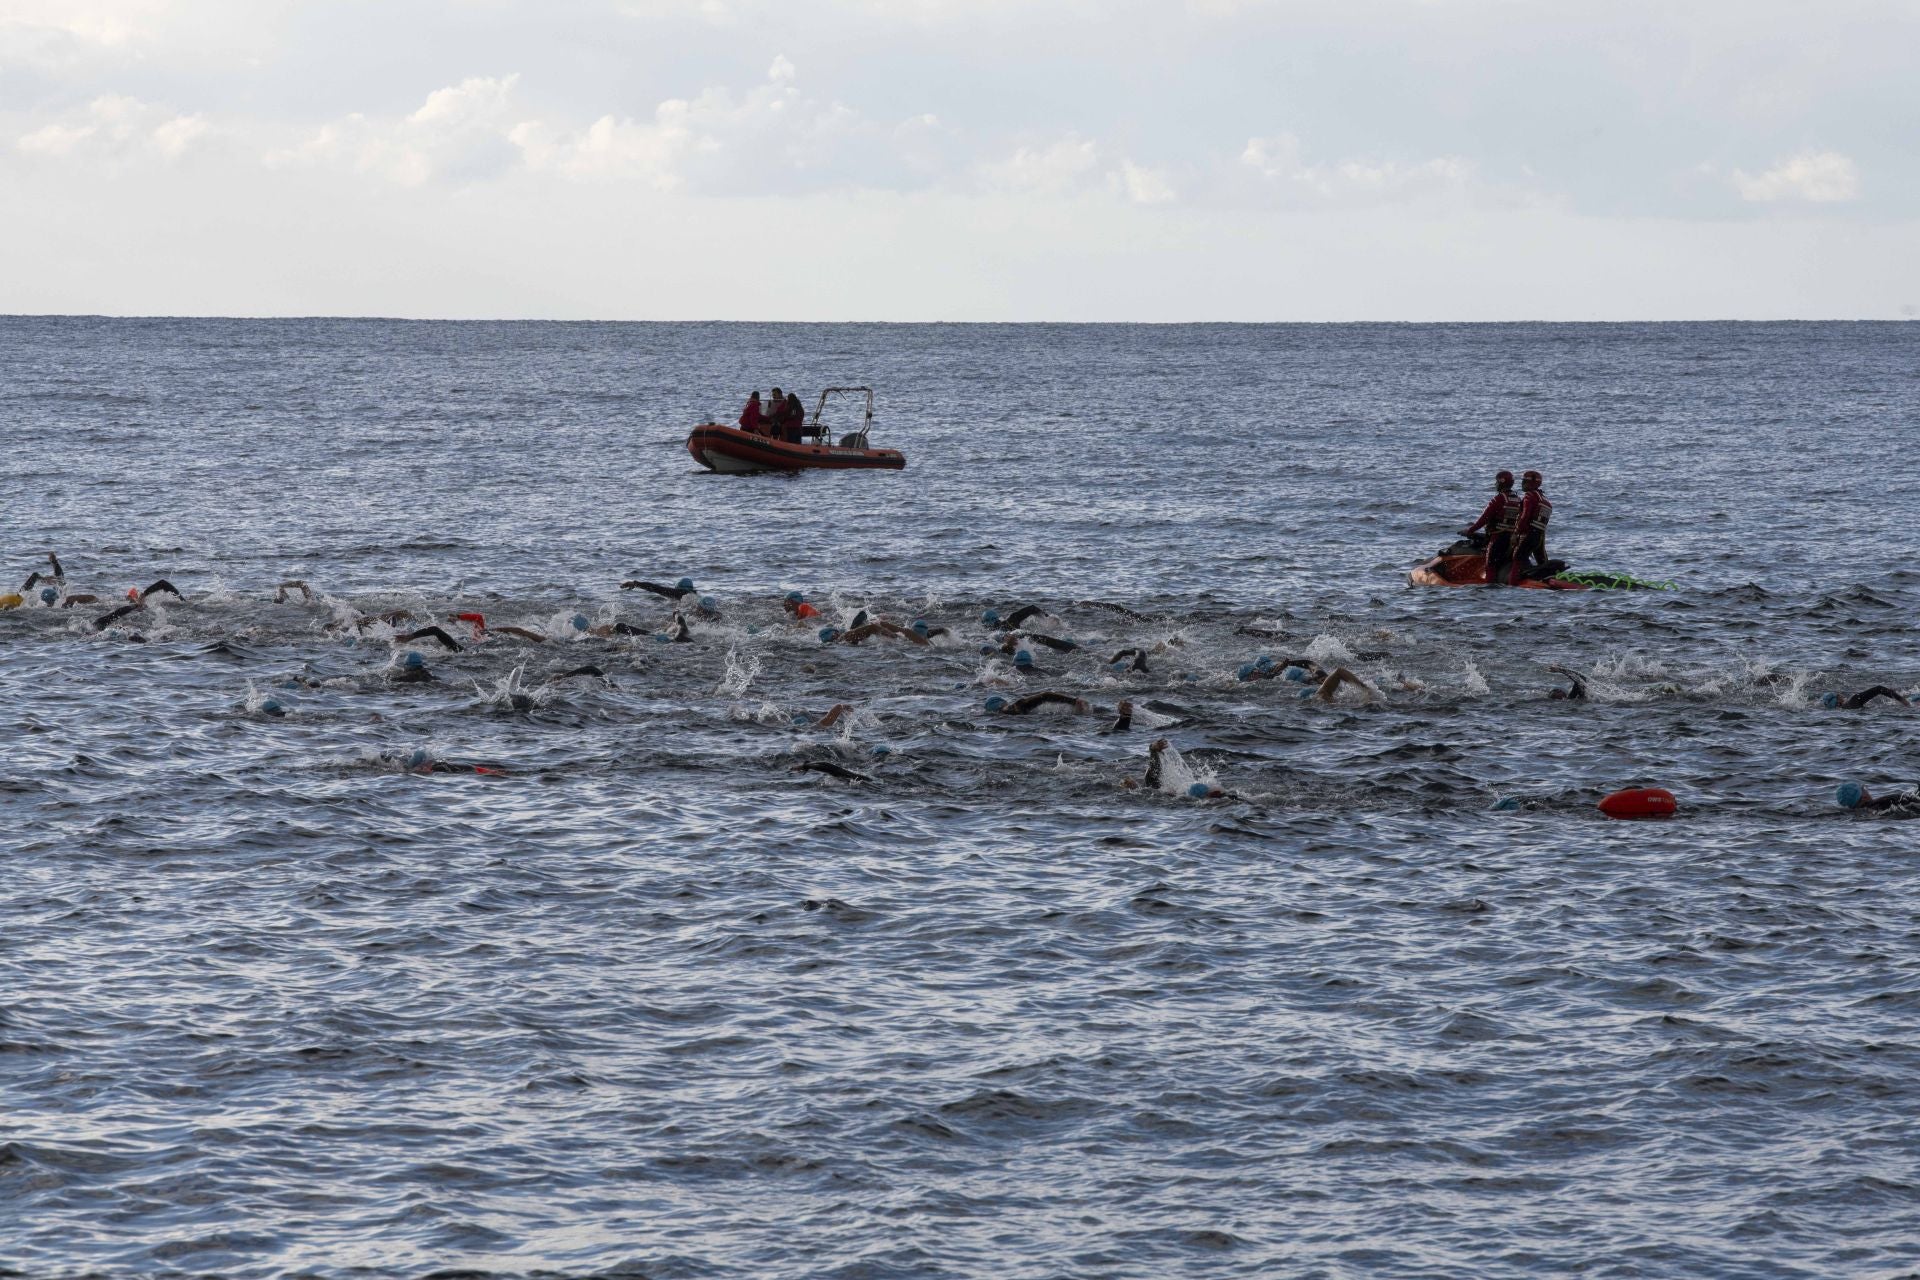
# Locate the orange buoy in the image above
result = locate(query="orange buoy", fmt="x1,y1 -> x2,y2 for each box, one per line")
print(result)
1598,787 -> 1677,820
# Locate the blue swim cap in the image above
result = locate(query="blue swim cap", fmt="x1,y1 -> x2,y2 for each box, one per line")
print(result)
1836,782 -> 1866,809
1014,649 -> 1034,668
1182,673 -> 1198,682
403,652 -> 425,669
571,613 -> 589,631
39,587 -> 57,603
407,748 -> 428,768
1255,655 -> 1274,670
677,577 -> 694,591
1187,782 -> 1211,799
979,643 -> 996,655
1284,665 -> 1310,683
261,698 -> 284,716
981,609 -> 1000,626
785,590 -> 805,603
699,595 -> 716,610
911,619 -> 929,635
1299,686 -> 1315,699
1820,692 -> 1841,709
791,711 -> 809,725
872,744 -> 892,756
818,626 -> 840,643
654,632 -> 671,643
1490,796 -> 1522,811
1237,663 -> 1256,681
985,695 -> 1007,712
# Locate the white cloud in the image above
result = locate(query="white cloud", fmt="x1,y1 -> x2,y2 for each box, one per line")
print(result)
15,93 -> 210,161
512,56 -> 915,194
1241,133 -> 1472,203
268,74 -> 524,186
1731,150 -> 1859,203
980,135 -> 1174,204
1117,159 -> 1176,205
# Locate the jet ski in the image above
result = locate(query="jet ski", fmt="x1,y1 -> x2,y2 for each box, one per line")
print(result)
1408,539 -> 1673,591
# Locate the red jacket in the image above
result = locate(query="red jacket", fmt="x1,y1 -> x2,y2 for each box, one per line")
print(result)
1515,491 -> 1552,536
739,398 -> 764,432
1466,492 -> 1513,536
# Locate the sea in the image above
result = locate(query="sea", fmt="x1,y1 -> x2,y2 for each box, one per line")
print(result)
3,317 -> 1918,1279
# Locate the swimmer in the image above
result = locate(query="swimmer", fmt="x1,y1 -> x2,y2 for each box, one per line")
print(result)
1238,656 -> 1325,682
486,625 -> 549,644
382,748 -> 505,776
622,577 -> 698,601
390,652 -> 436,683
790,760 -> 872,783
987,690 -> 1091,716
1546,664 -> 1589,701
782,592 -> 823,621
1819,686 -> 1909,710
1308,666 -> 1376,702
1108,648 -> 1151,673
909,619 -> 951,641
984,691 -> 1138,731
828,620 -> 930,646
396,625 -> 464,652
798,703 -> 856,728
20,553 -> 64,594
997,631 -> 1077,654
139,579 -> 182,600
1836,782 -> 1920,815
1123,738 -> 1239,800
664,612 -> 693,643
982,603 -> 1051,631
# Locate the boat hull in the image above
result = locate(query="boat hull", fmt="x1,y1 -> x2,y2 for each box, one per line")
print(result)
1408,552 -> 1588,590
686,425 -> 905,474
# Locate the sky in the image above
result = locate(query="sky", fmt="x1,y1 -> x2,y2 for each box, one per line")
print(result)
1,0 -> 1916,320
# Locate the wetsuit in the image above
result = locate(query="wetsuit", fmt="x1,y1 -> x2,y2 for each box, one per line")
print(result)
1466,491 -> 1516,586
1839,686 -> 1907,710
1508,490 -> 1552,585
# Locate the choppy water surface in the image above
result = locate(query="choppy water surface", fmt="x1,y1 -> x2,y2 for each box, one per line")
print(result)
3,318 -> 1919,1279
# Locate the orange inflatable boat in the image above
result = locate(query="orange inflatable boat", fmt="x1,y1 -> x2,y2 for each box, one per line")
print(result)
688,386 -> 905,474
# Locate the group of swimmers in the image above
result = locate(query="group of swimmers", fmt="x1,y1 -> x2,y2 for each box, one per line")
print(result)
9,551 -> 1914,812
1461,469 -> 1555,585
737,388 -> 811,443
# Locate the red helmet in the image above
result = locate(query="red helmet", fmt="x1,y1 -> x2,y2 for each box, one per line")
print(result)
1522,469 -> 1543,488
1495,470 -> 1514,486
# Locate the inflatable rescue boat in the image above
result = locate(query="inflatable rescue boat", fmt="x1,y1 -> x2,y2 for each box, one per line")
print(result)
688,386 -> 905,474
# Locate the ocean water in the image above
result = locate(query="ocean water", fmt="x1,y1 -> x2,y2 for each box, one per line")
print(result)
3,317 -> 1918,1279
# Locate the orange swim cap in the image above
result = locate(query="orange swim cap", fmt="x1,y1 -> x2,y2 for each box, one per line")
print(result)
797,602 -> 820,619
127,587 -> 140,600
455,611 -> 486,630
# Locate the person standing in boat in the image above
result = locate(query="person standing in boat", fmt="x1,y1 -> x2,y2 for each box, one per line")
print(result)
1507,470 -> 1554,585
1461,470 -> 1518,586
781,390 -> 807,442
738,391 -> 766,435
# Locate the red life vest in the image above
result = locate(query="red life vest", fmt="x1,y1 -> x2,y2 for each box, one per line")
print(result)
1490,493 -> 1519,534
1518,492 -> 1552,534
